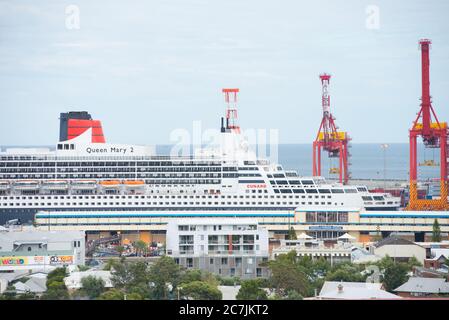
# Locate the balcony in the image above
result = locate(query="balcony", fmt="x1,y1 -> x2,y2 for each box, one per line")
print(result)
179,241 -> 194,245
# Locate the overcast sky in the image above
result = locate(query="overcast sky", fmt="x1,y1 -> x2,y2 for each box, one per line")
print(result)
0,0 -> 448,146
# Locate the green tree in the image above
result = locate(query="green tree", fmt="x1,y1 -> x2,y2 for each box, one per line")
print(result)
180,281 -> 222,300
42,267 -> 69,300
148,256 -> 181,299
236,279 -> 268,300
42,280 -> 69,300
180,269 -> 202,284
0,285 -> 17,300
287,227 -> 297,240
81,276 -> 106,299
432,219 -> 442,242
97,288 -> 124,300
47,267 -> 67,282
218,276 -> 241,286
180,269 -> 219,287
376,255 -> 395,270
267,251 -> 310,297
134,240 -> 148,257
126,292 -> 144,300
383,262 -> 409,292
78,265 -> 90,272
284,290 -> 303,300
103,258 -> 118,271
17,291 -> 36,300
116,245 -> 125,257
111,260 -> 151,298
406,256 -> 423,271
326,264 -> 366,282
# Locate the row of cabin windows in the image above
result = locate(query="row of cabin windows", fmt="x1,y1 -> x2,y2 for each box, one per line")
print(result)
2,194 -> 334,200
3,201 -> 337,207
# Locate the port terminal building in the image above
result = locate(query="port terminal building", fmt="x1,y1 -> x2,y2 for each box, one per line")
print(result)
33,207 -> 449,244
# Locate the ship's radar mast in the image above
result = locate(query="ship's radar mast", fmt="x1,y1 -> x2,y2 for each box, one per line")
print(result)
221,88 -> 240,134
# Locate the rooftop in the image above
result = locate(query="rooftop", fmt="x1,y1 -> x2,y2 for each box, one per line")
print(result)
0,228 -> 84,243
375,237 -> 422,248
395,277 -> 449,294
319,281 -> 401,300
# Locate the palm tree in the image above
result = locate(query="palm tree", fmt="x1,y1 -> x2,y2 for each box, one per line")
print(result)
134,240 -> 147,257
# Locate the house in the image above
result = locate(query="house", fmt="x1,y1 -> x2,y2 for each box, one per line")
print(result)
372,237 -> 426,264
0,270 -> 49,295
424,255 -> 448,270
413,266 -> 448,279
318,281 -> 401,300
13,272 -> 47,296
394,277 -> 449,298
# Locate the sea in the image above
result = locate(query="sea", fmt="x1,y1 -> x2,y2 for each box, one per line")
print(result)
157,143 -> 441,181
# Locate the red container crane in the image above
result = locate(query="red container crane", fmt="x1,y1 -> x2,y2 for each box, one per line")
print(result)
312,74 -> 350,184
407,39 -> 448,210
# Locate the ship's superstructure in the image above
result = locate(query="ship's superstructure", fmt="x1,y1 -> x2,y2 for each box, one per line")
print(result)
0,106 -> 400,226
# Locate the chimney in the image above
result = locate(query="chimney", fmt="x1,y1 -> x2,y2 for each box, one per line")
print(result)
337,283 -> 343,293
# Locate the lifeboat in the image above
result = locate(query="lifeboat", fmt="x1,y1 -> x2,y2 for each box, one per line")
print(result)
71,180 -> 97,189
13,180 -> 40,190
123,180 -> 144,186
43,180 -> 69,190
100,180 -> 121,188
0,180 -> 10,190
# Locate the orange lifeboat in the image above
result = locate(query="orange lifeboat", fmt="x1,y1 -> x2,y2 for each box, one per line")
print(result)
100,180 -> 121,187
123,180 -> 144,186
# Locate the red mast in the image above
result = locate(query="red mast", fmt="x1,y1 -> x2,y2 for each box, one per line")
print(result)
312,74 -> 350,184
222,88 -> 240,134
407,39 -> 448,210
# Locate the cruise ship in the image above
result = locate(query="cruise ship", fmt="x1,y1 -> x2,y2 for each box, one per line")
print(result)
0,103 -> 401,227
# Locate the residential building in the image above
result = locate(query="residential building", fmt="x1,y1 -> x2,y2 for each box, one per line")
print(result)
166,218 -> 269,279
394,277 -> 449,298
372,237 -> 426,264
13,272 -> 47,296
318,281 -> 401,300
272,233 -> 380,265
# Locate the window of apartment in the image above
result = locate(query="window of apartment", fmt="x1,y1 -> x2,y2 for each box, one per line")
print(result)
236,257 -> 242,266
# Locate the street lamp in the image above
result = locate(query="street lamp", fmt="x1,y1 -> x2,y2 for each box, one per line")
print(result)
380,144 -> 389,190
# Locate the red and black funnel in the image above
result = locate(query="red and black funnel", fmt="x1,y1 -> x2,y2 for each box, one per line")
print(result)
59,111 -> 106,143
